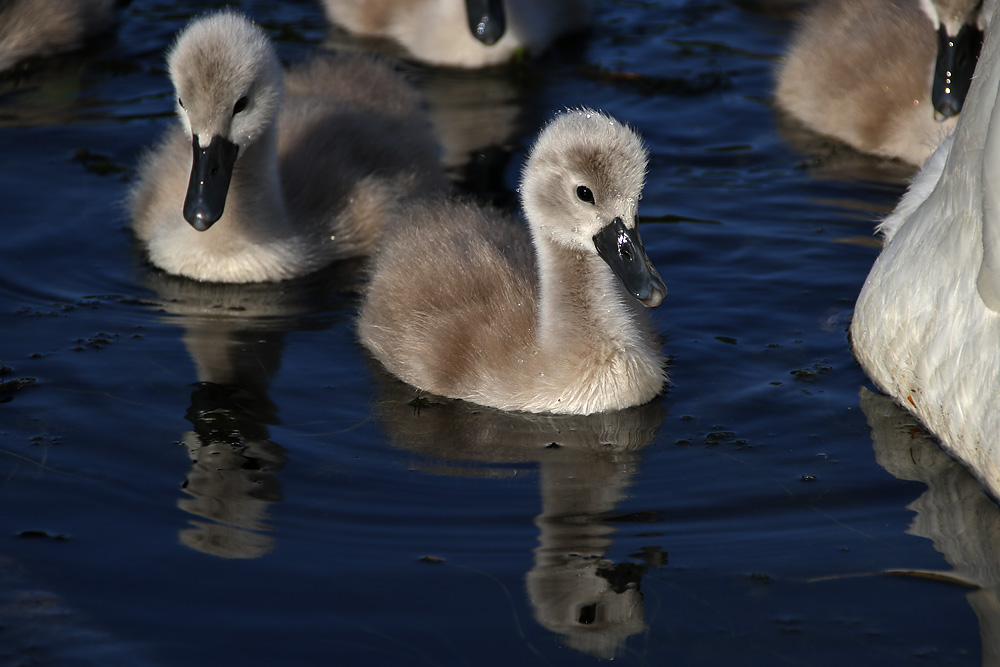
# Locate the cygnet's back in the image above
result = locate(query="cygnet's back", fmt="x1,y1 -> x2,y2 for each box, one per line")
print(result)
276,53 -> 448,254
359,109 -> 667,415
130,10 -> 446,283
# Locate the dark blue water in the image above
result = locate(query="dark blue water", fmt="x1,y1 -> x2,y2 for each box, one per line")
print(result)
0,1 -> 992,665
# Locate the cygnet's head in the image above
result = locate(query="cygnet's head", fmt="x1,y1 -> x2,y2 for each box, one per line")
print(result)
520,108 -> 666,307
167,11 -> 285,230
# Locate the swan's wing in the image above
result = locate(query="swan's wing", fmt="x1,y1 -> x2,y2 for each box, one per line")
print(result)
979,103 -> 1000,312
876,134 -> 951,242
978,4 -> 1000,312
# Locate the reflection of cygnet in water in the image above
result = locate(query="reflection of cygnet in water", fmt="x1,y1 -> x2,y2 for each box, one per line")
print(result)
370,366 -> 664,658
862,387 -> 1000,664
525,438 -> 651,660
178,380 -> 287,560
142,267 -> 352,559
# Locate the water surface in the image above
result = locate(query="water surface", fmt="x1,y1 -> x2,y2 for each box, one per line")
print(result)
0,1 -> 992,665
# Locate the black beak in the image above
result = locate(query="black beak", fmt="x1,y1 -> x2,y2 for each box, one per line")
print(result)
465,0 -> 506,46
183,134 -> 239,232
932,22 -> 983,119
593,217 -> 666,307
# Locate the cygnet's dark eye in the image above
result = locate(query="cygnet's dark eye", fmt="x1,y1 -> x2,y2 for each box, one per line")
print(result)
576,185 -> 595,204
177,97 -> 185,109
233,96 -> 248,115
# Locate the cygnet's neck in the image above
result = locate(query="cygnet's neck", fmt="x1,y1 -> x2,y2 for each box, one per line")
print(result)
533,236 -> 647,357
220,126 -> 291,238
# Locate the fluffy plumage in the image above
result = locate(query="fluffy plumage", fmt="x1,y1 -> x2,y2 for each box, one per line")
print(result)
0,0 -> 118,71
776,0 -> 990,165
321,0 -> 593,68
851,1 -> 1000,498
358,109 -> 667,415
130,10 -> 447,283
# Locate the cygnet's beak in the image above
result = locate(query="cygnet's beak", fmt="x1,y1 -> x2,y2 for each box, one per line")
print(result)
465,0 -> 505,46
932,22 -> 983,119
183,134 -> 239,232
593,217 -> 667,307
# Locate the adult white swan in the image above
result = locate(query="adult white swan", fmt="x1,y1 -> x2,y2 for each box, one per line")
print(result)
851,1 -> 1000,498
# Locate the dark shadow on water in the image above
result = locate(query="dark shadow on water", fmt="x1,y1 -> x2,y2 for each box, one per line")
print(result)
861,387 -> 1000,664
772,107 -> 918,186
368,363 -> 667,659
139,260 -> 363,559
321,23 -> 547,211
0,552 -> 147,666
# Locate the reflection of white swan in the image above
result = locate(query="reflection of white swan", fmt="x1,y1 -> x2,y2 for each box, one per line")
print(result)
851,1 -> 1000,500
320,0 -> 593,68
130,10 -> 446,283
776,0 -> 990,165
861,388 -> 1000,664
369,369 -> 663,659
359,109 -> 667,415
0,0 -> 118,72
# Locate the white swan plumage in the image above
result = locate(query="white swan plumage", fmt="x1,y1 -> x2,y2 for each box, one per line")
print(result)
851,0 -> 1000,498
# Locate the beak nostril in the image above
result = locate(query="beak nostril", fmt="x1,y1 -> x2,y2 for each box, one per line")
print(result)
621,244 -> 633,262
577,603 -> 597,625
